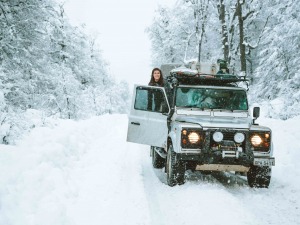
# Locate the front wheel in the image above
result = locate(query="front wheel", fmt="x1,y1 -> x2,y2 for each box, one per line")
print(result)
247,165 -> 271,188
166,144 -> 185,186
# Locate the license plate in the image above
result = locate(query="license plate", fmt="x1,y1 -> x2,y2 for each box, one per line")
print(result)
254,158 -> 275,166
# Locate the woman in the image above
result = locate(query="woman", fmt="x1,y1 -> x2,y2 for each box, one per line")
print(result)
148,68 -> 164,111
148,68 -> 164,87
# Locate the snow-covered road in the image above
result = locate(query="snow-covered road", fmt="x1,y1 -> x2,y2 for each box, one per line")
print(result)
0,114 -> 299,225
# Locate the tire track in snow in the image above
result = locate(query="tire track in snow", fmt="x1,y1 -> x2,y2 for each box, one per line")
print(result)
70,115 -> 152,225
139,151 -> 259,225
140,146 -> 169,225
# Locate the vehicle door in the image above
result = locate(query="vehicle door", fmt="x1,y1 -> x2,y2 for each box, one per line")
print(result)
127,85 -> 170,148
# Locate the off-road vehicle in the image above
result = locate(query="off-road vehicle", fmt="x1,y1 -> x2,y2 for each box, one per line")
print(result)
127,62 -> 275,188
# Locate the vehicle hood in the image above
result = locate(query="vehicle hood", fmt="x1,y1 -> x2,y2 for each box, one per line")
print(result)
174,111 -> 251,129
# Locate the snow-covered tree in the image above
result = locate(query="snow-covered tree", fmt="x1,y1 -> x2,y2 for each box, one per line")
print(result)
148,0 -> 299,119
0,0 -> 129,144
147,1 -> 221,66
249,0 -> 300,119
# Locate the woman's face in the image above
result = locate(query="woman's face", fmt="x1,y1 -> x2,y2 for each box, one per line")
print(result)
153,70 -> 161,82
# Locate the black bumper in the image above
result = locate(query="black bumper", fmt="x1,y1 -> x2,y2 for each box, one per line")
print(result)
177,151 -> 253,167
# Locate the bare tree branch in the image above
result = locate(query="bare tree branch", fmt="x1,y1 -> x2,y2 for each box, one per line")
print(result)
243,10 -> 254,21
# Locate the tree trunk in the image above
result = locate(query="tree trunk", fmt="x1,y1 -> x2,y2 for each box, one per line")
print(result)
197,1 -> 208,62
218,0 -> 229,62
237,0 -> 246,74
198,24 -> 204,62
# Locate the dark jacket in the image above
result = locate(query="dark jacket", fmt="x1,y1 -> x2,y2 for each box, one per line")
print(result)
148,82 -> 164,112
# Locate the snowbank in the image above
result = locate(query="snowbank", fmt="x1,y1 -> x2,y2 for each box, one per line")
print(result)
0,114 -> 299,225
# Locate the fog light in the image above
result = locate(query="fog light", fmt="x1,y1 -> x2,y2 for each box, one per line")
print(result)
234,133 -> 245,143
213,131 -> 223,142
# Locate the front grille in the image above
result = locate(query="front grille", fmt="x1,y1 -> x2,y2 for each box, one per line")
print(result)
210,130 -> 246,150
222,132 -> 235,141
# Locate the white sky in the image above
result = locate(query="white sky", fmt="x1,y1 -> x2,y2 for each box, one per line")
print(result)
64,0 -> 176,86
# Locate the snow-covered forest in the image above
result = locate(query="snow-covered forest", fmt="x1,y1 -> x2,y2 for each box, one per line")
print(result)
147,0 -> 300,119
0,0 -> 129,144
0,0 -> 300,224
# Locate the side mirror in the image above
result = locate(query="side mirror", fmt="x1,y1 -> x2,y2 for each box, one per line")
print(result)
253,107 -> 260,118
253,107 -> 260,124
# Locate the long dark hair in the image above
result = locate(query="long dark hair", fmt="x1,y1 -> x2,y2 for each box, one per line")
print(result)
149,68 -> 164,86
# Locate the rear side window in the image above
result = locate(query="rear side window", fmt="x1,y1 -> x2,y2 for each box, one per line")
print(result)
134,87 -> 169,113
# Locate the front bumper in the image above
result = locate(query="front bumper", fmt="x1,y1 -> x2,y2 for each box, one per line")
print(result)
177,152 -> 275,172
177,150 -> 253,167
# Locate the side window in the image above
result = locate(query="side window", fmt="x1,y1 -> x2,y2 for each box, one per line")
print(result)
134,87 -> 169,113
135,88 -> 148,110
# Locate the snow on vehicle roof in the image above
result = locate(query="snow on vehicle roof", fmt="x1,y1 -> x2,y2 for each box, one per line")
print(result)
170,66 -> 198,75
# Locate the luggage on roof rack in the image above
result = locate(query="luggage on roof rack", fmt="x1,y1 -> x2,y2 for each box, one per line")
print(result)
166,65 -> 248,85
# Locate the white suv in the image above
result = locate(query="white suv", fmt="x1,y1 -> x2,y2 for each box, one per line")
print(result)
127,65 -> 275,187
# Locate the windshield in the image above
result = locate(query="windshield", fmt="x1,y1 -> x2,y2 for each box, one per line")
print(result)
176,87 -> 248,110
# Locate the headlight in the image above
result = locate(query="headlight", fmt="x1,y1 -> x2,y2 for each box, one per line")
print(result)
213,131 -> 223,142
250,132 -> 271,152
251,135 -> 263,147
234,133 -> 245,143
188,132 -> 200,144
181,129 -> 204,149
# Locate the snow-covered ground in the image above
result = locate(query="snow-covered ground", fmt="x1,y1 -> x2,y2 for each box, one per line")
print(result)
0,114 -> 299,225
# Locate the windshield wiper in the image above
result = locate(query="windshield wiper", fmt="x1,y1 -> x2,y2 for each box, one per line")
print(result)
181,104 -> 198,108
214,107 -> 242,112
212,108 -> 233,111
199,107 -> 213,111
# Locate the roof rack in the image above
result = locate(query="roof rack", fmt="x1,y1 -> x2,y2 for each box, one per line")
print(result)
167,68 -> 248,86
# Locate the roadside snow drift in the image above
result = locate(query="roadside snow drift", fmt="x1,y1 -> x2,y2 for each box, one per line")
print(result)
0,114 -> 299,225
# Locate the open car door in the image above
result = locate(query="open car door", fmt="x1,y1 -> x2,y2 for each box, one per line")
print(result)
127,85 -> 170,148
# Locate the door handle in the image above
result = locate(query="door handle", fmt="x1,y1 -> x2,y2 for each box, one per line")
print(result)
131,122 -> 140,125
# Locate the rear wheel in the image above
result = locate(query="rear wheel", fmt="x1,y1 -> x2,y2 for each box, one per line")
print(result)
166,144 -> 185,186
151,146 -> 165,169
247,165 -> 271,188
